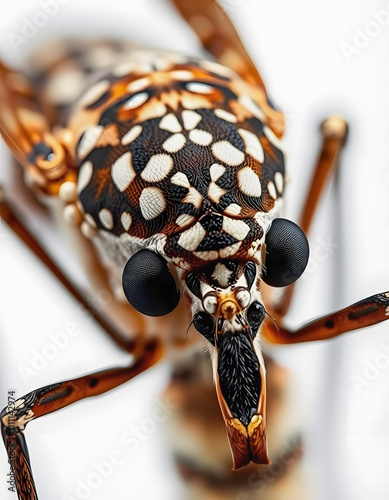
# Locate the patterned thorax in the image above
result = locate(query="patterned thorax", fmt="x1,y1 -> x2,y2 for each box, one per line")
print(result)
70,50 -> 285,270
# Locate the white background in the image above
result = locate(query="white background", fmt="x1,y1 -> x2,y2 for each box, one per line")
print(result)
0,0 -> 389,499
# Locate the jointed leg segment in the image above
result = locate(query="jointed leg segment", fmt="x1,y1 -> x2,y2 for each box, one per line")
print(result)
171,0 -> 285,137
1,337 -> 163,499
262,115 -> 389,344
272,115 -> 349,318
0,193 -> 146,352
264,291 -> 389,344
0,189 -> 160,500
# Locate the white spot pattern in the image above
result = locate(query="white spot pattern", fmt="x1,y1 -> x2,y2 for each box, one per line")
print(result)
208,183 -> 226,203
182,110 -> 202,130
139,187 -> 166,220
199,60 -> 235,78
222,217 -> 250,241
212,141 -> 245,166
214,108 -> 237,123
159,113 -> 182,133
186,82 -> 214,94
78,126 -> 103,159
111,152 -> 136,192
263,125 -> 282,149
238,128 -> 264,163
210,164 -> 226,181
219,242 -> 242,258
194,250 -> 219,261
183,188 -> 203,209
238,167 -> 262,197
141,154 -> 174,182
175,214 -> 195,227
274,171 -> 284,193
121,212 -> 132,231
126,77 -> 150,93
121,125 -> 142,145
77,161 -> 93,193
169,70 -> 195,80
163,133 -> 187,152
267,181 -> 277,199
122,92 -> 149,110
171,169 -> 208,208
171,172 -> 190,188
178,223 -> 206,251
224,203 -> 241,216
189,129 -> 213,146
80,79 -> 110,107
99,208 -> 114,230
236,289 -> 251,308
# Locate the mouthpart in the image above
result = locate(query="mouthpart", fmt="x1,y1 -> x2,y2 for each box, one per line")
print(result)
214,329 -> 270,469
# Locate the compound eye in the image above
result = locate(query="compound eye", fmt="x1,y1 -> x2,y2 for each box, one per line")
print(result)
262,218 -> 309,287
122,249 -> 180,316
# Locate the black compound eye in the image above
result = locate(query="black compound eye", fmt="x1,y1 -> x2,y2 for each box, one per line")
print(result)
193,312 -> 215,344
262,218 -> 309,287
247,301 -> 265,337
122,249 -> 180,317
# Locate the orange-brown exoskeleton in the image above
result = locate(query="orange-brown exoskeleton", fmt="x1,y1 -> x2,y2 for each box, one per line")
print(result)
0,1 -> 388,498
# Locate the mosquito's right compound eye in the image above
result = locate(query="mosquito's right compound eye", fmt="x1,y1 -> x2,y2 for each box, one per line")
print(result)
262,218 -> 309,287
122,249 -> 180,317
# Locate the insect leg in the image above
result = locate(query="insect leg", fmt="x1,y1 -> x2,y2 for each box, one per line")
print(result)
264,291 -> 389,344
170,0 -> 285,137
0,59 -> 75,196
1,337 -> 163,499
0,191 -> 146,349
272,116 -> 349,318
299,117 -> 349,236
171,0 -> 264,87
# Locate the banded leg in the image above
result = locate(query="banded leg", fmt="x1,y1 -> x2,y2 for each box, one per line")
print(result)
1,337 -> 163,500
0,191 -> 146,347
171,0 -> 285,137
270,115 -> 349,318
264,291 -> 389,344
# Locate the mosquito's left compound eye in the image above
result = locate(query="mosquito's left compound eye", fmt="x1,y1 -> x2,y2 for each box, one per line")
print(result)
262,218 -> 309,287
122,249 -> 180,317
